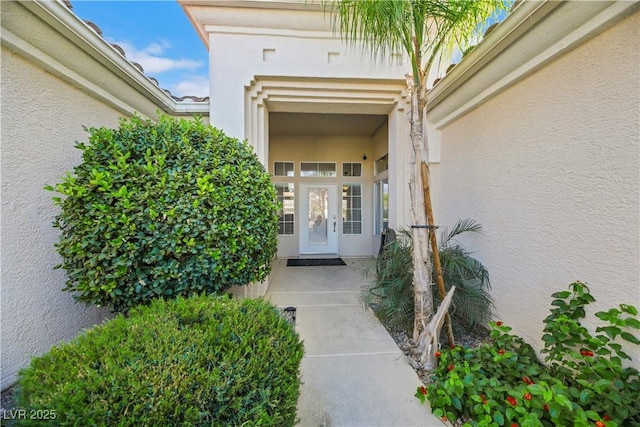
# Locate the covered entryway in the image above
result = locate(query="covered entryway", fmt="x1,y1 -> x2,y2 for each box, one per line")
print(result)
270,111 -> 385,257
245,76 -> 411,258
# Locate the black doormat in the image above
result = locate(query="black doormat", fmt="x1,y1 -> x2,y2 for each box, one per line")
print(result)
287,258 -> 346,267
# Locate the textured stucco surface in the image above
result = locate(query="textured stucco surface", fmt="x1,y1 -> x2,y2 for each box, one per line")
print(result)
204,13 -> 407,139
1,51 -> 121,389
434,12 -> 639,364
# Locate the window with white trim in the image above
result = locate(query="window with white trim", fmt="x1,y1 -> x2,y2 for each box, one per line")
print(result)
273,161 -> 294,177
342,162 -> 362,177
374,154 -> 388,175
342,183 -> 362,234
374,179 -> 389,235
275,183 -> 295,235
300,162 -> 336,177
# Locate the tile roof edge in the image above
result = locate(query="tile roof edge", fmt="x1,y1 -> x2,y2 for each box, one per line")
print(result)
62,0 -> 209,104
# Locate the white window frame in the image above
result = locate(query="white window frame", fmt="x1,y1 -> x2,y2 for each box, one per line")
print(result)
275,182 -> 295,235
342,182 -> 362,235
273,161 -> 295,177
342,162 -> 363,177
374,178 -> 389,236
300,162 -> 337,177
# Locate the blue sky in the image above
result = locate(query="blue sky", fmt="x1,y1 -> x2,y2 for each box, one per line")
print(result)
71,1 -> 209,98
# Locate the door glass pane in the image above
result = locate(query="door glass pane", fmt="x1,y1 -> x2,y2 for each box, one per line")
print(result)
308,188 -> 328,245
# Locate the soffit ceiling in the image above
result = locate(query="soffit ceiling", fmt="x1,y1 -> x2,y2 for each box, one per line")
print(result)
269,112 -> 387,137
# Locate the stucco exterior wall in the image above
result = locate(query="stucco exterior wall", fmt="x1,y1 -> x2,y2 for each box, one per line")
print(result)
209,20 -> 406,138
1,50 -> 122,389
434,11 -> 639,362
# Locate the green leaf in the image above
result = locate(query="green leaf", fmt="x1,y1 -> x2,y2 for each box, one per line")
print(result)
621,304 -> 638,315
554,394 -> 573,410
493,411 -> 505,426
452,396 -> 462,411
620,331 -> 640,344
584,410 -> 600,421
579,389 -> 592,403
550,291 -> 571,299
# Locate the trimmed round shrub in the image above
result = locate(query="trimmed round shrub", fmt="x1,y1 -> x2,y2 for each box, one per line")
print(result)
16,295 -> 304,426
47,115 -> 278,312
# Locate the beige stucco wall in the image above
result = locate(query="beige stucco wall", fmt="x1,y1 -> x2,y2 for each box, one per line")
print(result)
434,11 -> 639,363
1,50 -> 121,389
270,134 -> 375,257
190,3 -> 407,140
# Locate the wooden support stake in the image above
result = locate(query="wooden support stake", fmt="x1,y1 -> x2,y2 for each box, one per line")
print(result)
421,161 -> 455,346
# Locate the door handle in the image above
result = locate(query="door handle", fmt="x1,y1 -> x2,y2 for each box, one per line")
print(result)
333,221 -> 336,232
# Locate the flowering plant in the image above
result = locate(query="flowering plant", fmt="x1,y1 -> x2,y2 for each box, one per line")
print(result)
419,282 -> 639,426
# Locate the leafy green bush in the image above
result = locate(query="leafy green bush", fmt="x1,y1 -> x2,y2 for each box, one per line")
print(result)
46,115 -> 278,312
364,219 -> 493,335
421,282 -> 640,426
15,295 -> 304,426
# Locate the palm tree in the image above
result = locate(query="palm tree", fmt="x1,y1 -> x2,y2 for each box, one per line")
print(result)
332,0 -> 509,369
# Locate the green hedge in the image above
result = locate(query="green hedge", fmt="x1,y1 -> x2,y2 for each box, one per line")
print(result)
15,296 -> 304,426
47,115 -> 278,312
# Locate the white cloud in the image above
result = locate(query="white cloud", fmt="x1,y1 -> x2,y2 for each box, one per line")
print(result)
144,40 -> 172,55
110,39 -> 204,74
170,75 -> 210,98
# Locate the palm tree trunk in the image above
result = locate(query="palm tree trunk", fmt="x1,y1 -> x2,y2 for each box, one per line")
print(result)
408,81 -> 433,342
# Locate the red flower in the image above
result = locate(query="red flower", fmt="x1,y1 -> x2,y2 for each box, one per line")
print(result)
441,416 -> 448,422
498,349 -> 505,355
496,321 -> 503,326
524,393 -> 532,401
435,351 -> 442,357
510,424 -> 518,427
419,386 -> 427,395
447,364 -> 455,371
595,421 -> 605,427
603,415 -> 611,421
481,394 -> 488,404
580,349 -> 594,357
543,404 -> 550,411
506,396 -> 517,406
522,376 -> 533,384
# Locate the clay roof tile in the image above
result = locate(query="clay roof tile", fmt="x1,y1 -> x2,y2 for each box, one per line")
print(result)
65,0 -> 208,104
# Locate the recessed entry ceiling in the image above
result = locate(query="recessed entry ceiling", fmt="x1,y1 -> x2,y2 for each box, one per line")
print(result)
269,112 -> 387,137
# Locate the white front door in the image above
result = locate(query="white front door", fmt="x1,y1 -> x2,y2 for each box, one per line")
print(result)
300,184 -> 338,254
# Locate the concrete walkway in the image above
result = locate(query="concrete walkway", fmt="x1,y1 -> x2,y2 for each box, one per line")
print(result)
266,258 -> 445,427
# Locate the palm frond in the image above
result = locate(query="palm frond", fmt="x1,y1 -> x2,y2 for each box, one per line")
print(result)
440,218 -> 482,248
332,0 -> 512,84
363,220 -> 493,334
424,0 -> 512,74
